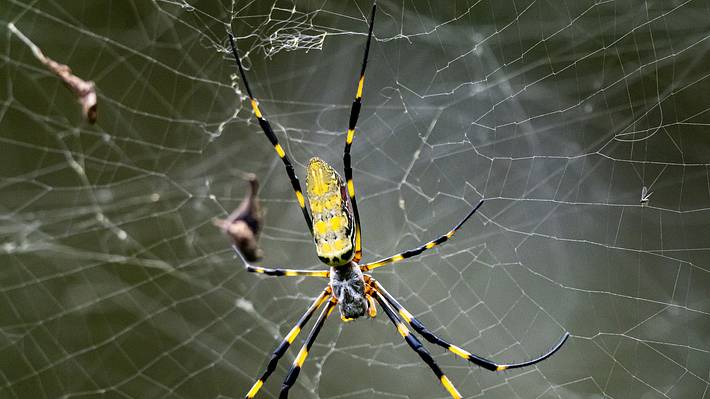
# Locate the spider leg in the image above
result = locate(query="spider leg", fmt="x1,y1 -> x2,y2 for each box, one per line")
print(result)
361,200 -> 484,272
278,298 -> 337,398
344,3 -> 377,263
234,245 -> 330,278
245,288 -> 332,398
373,291 -> 463,399
365,294 -> 377,318
372,279 -> 570,371
228,34 -> 313,235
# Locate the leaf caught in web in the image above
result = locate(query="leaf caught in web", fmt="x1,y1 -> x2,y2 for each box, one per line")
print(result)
8,22 -> 97,124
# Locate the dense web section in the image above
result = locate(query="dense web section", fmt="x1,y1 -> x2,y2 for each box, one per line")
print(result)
1,0 -> 709,398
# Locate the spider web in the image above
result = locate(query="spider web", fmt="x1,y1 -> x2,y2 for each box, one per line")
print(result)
1,0 -> 709,398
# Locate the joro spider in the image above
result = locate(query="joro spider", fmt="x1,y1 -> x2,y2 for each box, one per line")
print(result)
227,4 -> 569,398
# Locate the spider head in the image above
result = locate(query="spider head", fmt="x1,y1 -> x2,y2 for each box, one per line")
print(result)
306,157 -> 355,266
330,264 -> 368,320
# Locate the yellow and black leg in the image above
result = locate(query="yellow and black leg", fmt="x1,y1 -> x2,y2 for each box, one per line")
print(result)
228,34 -> 313,234
373,280 -> 570,371
343,3 -> 376,263
278,299 -> 336,398
373,291 -> 463,399
233,245 -> 330,278
244,289 -> 331,399
361,200 -> 484,272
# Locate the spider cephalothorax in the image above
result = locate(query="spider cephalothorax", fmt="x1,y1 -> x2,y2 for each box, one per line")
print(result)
329,263 -> 368,320
227,3 -> 569,398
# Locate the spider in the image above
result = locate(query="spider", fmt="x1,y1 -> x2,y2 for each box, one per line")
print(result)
227,4 -> 569,398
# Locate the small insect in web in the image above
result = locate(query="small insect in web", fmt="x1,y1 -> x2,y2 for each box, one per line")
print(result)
227,4 -> 569,398
640,186 -> 652,206
214,173 -> 263,261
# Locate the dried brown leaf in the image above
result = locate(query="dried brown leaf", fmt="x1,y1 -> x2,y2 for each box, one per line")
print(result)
8,23 -> 97,124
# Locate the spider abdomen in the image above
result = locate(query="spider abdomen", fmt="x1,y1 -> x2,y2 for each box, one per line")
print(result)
330,263 -> 368,320
306,157 -> 355,266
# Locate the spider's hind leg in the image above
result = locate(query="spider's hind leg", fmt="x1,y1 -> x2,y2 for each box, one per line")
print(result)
361,200 -> 484,272
233,245 -> 330,278
227,34 -> 313,234
343,2 -> 377,263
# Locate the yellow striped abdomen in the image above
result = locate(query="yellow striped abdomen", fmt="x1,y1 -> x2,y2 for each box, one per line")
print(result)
306,157 -> 354,266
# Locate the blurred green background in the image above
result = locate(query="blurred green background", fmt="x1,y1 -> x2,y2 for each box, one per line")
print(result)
1,1 -> 709,398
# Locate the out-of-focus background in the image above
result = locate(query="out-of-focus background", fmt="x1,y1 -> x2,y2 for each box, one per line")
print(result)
1,1 -> 709,398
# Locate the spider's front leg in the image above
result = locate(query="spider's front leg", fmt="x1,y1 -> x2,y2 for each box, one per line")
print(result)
372,288 -> 463,399
371,278 -> 570,372
244,288 -> 332,399
278,298 -> 337,398
363,274 -> 379,318
365,292 -> 377,318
